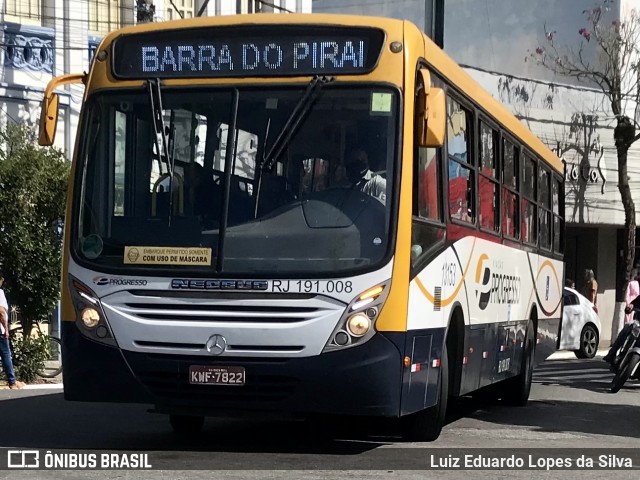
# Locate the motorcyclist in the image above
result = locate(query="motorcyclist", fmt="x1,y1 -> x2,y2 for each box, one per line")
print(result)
603,293 -> 640,365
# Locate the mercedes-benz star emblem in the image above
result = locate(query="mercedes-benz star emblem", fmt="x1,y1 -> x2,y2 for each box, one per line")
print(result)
206,334 -> 227,355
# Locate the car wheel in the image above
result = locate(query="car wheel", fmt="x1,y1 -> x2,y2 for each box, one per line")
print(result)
574,324 -> 599,359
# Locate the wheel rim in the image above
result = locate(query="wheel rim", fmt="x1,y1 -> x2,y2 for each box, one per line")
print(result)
582,328 -> 597,356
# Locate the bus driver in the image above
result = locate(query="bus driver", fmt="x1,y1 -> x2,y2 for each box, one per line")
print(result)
345,148 -> 387,205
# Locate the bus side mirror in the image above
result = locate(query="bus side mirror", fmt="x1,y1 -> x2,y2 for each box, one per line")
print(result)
38,93 -> 60,146
416,70 -> 446,148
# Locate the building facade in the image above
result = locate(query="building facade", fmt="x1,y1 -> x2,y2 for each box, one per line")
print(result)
312,0 -> 640,343
442,0 -> 640,344
0,0 -> 311,158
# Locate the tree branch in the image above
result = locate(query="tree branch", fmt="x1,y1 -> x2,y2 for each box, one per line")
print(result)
197,0 -> 210,17
257,0 -> 293,13
627,131 -> 640,148
169,0 -> 184,19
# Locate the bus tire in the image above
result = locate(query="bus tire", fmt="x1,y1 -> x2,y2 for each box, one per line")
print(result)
501,322 -> 535,407
401,345 -> 448,442
170,414 -> 205,434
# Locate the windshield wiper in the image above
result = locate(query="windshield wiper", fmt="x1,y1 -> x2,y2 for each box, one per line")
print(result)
147,78 -> 176,225
261,75 -> 333,172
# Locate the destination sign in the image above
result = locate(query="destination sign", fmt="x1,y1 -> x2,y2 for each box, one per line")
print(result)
111,26 -> 385,78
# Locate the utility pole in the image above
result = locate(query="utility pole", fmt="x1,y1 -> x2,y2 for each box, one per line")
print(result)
429,0 -> 445,48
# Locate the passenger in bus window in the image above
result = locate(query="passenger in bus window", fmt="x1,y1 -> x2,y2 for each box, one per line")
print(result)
184,162 -> 220,226
345,149 -> 387,204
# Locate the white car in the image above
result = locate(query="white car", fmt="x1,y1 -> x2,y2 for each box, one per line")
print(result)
560,287 -> 601,358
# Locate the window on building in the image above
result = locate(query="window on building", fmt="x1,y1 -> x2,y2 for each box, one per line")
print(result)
167,0 -> 195,20
502,139 -> 519,239
89,0 -> 121,35
478,121 -> 499,232
4,0 -> 41,23
447,97 -> 474,224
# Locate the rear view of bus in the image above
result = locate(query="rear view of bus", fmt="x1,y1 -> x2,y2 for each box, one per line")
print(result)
40,14 -> 563,441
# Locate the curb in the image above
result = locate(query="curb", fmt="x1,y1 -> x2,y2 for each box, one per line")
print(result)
547,348 -> 609,360
23,384 -> 63,390
1,383 -> 62,391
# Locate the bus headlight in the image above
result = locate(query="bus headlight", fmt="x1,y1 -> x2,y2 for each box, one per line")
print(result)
347,314 -> 371,337
323,281 -> 390,353
81,307 -> 101,328
69,275 -> 117,347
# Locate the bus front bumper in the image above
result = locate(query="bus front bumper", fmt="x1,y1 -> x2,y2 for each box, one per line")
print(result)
62,322 -> 404,417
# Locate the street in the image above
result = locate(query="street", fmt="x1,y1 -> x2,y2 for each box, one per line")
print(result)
0,356 -> 639,479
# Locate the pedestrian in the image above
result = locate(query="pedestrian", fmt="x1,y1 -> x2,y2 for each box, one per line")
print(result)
604,269 -> 640,364
624,268 -> 640,324
582,269 -> 598,306
0,276 -> 25,389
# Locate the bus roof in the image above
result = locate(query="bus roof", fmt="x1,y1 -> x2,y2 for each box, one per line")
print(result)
420,30 -> 563,173
96,13 -> 562,173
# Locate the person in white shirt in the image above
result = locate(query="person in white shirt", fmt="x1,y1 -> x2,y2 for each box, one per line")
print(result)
0,276 -> 25,389
345,149 -> 387,205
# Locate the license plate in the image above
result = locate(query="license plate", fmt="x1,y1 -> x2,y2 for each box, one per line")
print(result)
189,366 -> 245,386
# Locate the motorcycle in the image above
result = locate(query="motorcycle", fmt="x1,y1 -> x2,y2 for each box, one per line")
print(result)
610,312 -> 640,393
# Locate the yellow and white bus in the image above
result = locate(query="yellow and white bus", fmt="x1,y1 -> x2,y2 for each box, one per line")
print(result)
40,13 -> 564,440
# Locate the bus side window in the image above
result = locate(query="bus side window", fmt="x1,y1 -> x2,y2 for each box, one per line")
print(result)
416,147 -> 441,221
411,69 -> 445,267
552,176 -> 564,253
446,97 -> 474,224
521,155 -> 537,244
502,139 -> 520,239
478,121 -> 499,233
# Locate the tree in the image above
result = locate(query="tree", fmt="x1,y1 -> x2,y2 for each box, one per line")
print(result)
136,0 -> 155,23
0,125 -> 69,334
530,1 -> 640,309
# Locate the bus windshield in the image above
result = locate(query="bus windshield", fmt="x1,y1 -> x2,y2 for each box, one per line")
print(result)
75,85 -> 399,275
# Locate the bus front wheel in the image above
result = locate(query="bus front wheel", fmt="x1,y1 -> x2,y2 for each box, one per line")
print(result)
170,414 -> 205,434
401,345 -> 449,442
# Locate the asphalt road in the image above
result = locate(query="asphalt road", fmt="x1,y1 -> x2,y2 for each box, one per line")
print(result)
0,357 -> 639,479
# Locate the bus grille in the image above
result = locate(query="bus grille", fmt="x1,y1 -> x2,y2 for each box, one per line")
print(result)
102,290 -> 342,324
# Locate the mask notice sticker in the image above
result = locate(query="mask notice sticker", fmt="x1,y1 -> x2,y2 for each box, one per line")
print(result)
371,92 -> 392,114
124,246 -> 212,266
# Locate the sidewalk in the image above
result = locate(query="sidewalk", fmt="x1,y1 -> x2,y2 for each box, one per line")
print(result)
0,379 -> 62,390
1,368 -> 62,390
